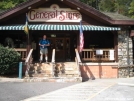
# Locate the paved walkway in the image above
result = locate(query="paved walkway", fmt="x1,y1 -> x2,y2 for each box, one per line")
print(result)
22,78 -> 134,101
1,77 -> 134,101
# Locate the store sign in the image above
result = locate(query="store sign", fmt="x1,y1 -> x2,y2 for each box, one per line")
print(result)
109,50 -> 114,60
96,50 -> 103,55
28,4 -> 82,22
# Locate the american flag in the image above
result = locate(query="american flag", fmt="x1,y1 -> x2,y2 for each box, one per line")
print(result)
79,20 -> 84,52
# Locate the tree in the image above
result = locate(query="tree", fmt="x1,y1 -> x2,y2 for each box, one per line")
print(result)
114,0 -> 131,15
99,0 -> 115,12
0,0 -> 26,10
129,0 -> 134,18
79,0 -> 132,18
79,0 -> 99,10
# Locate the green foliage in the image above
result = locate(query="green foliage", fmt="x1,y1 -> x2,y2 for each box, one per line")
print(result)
0,0 -> 26,10
0,44 -> 21,74
99,0 -> 115,12
129,0 -> 134,18
79,0 -> 132,18
79,0 -> 98,9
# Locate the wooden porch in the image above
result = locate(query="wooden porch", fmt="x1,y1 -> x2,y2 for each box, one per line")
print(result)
15,48 -> 115,63
82,49 -> 115,62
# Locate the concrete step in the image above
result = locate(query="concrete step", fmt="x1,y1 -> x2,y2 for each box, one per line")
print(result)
32,73 -> 52,77
57,74 -> 80,77
27,63 -> 52,77
65,71 -> 79,74
23,77 -> 82,82
26,72 -> 52,77
34,66 -> 52,71
54,62 -> 80,78
25,62 -> 81,81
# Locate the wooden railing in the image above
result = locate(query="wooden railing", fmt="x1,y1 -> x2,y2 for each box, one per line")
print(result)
14,48 -> 27,61
25,49 -> 33,76
82,49 -> 115,62
25,49 -> 33,64
51,49 -> 55,63
51,49 -> 55,77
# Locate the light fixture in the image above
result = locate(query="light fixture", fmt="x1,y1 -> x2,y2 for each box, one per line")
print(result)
51,34 -> 56,37
28,6 -> 31,9
61,0 -> 63,1
77,7 -> 80,10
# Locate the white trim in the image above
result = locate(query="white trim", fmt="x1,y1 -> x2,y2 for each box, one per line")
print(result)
82,63 -> 118,66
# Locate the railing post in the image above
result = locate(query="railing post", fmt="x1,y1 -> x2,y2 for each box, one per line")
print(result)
19,62 -> 22,79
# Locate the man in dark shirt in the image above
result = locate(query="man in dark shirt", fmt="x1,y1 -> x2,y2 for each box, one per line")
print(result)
39,35 -> 50,63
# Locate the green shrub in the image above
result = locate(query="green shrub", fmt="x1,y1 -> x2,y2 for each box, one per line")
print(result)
0,44 -> 21,74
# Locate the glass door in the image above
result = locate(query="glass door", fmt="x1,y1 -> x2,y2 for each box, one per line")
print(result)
55,38 -> 65,61
43,37 -> 70,61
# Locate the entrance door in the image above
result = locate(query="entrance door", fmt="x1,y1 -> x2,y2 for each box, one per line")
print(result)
47,37 -> 70,61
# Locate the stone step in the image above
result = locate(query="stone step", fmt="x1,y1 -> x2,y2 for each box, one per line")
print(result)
28,70 -> 52,74
65,67 -> 75,70
55,62 -> 76,68
23,77 -> 82,82
35,63 -> 52,66
57,74 -> 80,77
32,73 -> 52,77
65,71 -> 79,74
34,66 -> 52,71
26,72 -> 52,77
26,62 -> 80,81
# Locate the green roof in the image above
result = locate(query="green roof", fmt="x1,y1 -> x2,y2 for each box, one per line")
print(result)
102,12 -> 134,20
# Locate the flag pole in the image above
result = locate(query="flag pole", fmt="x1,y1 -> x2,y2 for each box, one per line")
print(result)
25,13 -> 31,58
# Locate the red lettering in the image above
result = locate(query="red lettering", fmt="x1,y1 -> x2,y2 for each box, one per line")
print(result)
36,12 -> 40,18
68,12 -> 73,20
29,10 -> 35,20
56,10 -> 58,18
28,8 -> 81,22
59,10 -> 65,21
66,12 -> 68,18
75,13 -> 80,19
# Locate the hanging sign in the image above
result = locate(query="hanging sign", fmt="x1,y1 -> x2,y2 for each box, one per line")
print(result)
96,50 -> 103,55
109,50 -> 114,60
28,4 -> 82,22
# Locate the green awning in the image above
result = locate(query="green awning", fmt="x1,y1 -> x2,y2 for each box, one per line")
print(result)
0,24 -> 121,31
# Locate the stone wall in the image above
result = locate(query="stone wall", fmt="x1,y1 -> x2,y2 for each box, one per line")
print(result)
118,30 -> 134,78
118,30 -> 133,66
118,67 -> 134,78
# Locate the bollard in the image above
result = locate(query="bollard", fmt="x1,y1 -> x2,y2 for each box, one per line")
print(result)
19,62 -> 22,79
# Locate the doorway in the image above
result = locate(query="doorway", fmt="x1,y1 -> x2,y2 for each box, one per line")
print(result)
38,37 -> 71,62
48,37 -> 71,61
31,30 -> 77,62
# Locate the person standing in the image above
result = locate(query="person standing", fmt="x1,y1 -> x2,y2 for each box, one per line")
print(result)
39,35 -> 50,63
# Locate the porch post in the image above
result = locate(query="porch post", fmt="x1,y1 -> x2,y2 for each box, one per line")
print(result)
126,30 -> 130,77
26,32 -> 31,58
77,33 -> 80,52
113,31 -> 118,62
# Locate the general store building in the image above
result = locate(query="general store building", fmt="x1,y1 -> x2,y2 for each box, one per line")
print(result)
0,0 -> 134,80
